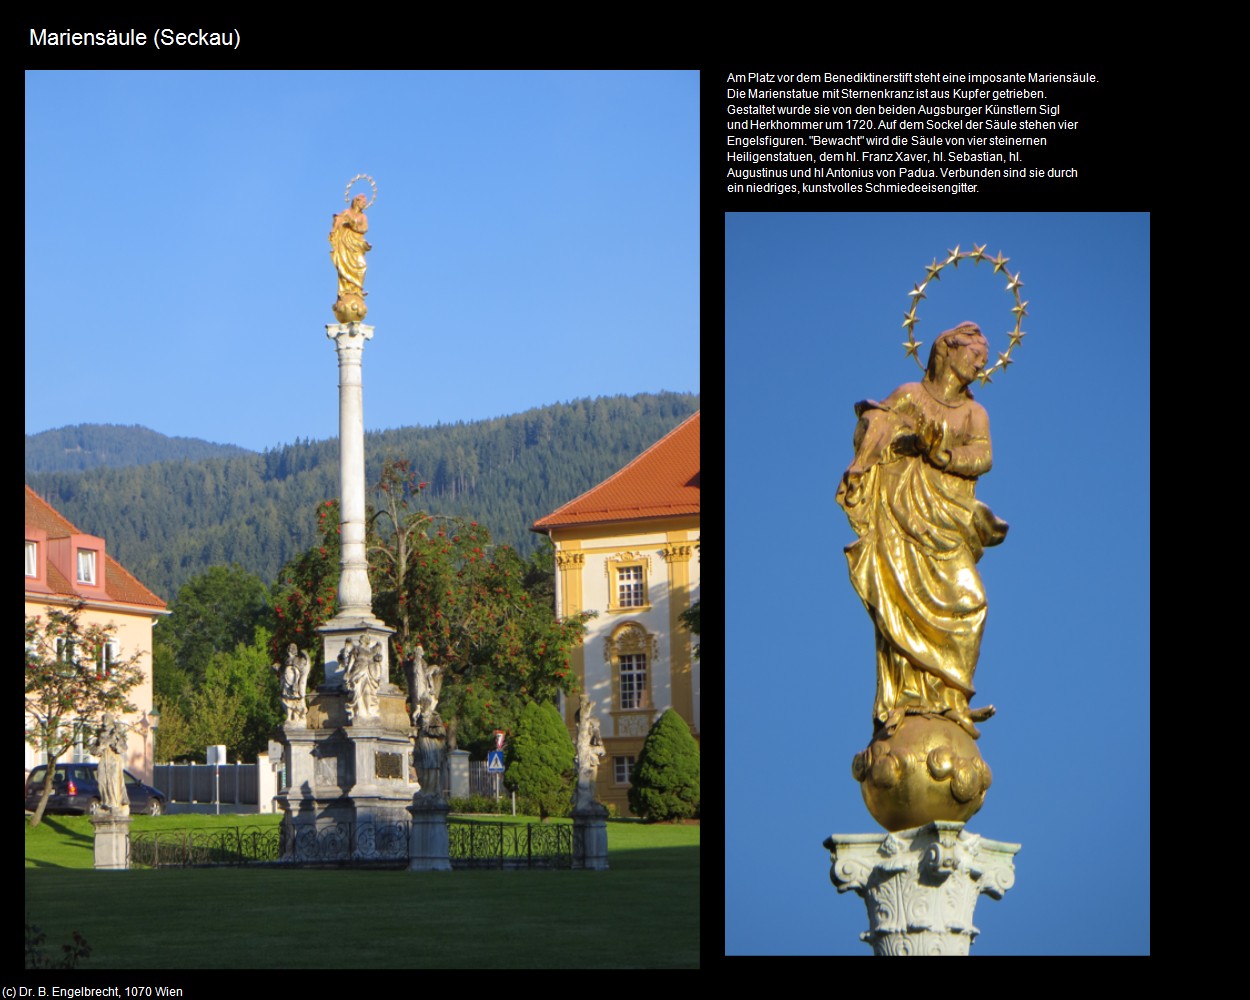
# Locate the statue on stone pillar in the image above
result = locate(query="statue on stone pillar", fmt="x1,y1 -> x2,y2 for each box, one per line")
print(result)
276,644 -> 311,726
405,645 -> 447,792
837,245 -> 1027,832
90,713 -> 130,815
572,692 -> 605,812
329,175 -> 376,324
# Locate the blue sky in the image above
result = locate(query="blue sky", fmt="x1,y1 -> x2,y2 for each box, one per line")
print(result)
726,212 -> 1149,955
25,71 -> 699,451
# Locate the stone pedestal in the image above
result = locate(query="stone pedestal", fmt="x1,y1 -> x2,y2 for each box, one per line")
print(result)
408,793 -> 452,871
571,803 -> 609,870
415,734 -> 447,796
90,810 -> 131,870
823,821 -> 1019,955
276,690 -> 420,861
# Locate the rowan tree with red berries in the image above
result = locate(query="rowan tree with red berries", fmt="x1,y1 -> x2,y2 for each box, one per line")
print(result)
270,460 -> 594,756
25,602 -> 145,827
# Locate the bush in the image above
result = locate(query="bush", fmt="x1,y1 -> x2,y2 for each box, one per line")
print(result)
447,795 -> 507,815
628,710 -> 700,821
25,918 -> 91,969
504,702 -> 573,820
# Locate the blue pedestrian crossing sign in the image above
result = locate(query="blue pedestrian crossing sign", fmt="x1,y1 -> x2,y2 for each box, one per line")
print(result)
486,749 -> 506,773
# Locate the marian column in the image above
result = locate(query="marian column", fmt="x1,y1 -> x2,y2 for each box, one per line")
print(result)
275,177 -> 420,861
319,176 -> 394,696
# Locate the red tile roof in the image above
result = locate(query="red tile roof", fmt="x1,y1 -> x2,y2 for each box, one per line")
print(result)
533,412 -> 700,531
25,485 -> 166,609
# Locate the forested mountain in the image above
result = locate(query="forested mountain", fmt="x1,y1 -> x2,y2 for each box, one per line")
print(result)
26,392 -> 699,602
25,424 -> 254,473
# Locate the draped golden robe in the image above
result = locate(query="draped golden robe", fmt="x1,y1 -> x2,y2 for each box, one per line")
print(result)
836,383 -> 1007,730
329,210 -> 371,299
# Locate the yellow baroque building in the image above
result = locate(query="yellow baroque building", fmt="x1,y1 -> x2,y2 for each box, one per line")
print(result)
25,486 -> 168,783
532,412 -> 699,816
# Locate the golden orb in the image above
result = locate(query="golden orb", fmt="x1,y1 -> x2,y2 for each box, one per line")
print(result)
853,715 -> 992,831
333,293 -> 368,324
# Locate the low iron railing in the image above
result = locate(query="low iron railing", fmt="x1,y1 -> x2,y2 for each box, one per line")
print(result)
449,820 -> 572,869
131,819 -> 572,869
131,825 -> 280,867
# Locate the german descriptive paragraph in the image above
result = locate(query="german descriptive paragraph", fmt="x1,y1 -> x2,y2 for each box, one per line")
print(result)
725,70 -> 1094,196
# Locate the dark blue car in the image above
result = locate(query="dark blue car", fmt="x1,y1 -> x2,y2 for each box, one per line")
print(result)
25,762 -> 166,816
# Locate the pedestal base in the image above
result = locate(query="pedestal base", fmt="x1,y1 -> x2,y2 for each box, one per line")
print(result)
571,804 -> 609,870
408,793 -> 452,871
823,821 -> 1019,955
276,691 -> 420,861
90,811 -> 131,870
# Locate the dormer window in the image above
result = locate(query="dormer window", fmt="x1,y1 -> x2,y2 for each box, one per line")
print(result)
77,549 -> 97,585
25,540 -> 37,577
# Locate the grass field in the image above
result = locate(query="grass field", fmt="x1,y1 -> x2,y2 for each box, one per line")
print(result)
24,812 -> 699,969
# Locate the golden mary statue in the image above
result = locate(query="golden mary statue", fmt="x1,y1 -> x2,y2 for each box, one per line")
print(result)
838,246 -> 1025,831
330,175 -> 376,323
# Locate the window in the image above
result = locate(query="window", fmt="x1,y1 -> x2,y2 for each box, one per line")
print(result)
55,637 -> 76,665
25,540 -> 37,577
606,622 -> 656,720
614,755 -> 636,785
606,554 -> 650,612
98,640 -> 119,678
619,653 -> 647,710
617,565 -> 644,608
76,549 -> 97,585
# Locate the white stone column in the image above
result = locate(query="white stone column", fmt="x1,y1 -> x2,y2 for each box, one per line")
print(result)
326,322 -> 375,618
824,821 -> 1019,955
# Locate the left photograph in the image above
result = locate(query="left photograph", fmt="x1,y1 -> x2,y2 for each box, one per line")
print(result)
26,69 -> 699,970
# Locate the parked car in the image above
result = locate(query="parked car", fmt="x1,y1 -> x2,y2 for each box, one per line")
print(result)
24,763 -> 166,816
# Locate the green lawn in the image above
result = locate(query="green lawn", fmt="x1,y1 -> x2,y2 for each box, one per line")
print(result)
24,812 -> 699,969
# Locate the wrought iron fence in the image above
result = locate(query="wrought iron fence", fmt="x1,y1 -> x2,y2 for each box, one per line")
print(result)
131,819 -> 572,869
131,825 -> 280,867
449,820 -> 572,869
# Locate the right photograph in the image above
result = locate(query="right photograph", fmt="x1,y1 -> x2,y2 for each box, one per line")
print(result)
725,212 -> 1150,956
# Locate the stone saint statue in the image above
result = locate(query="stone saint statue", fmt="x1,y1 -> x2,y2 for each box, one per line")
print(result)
404,645 -> 447,791
837,322 -> 1007,831
343,637 -> 382,723
276,644 -> 311,725
329,192 -> 372,324
403,644 -> 443,730
90,713 -> 130,814
572,692 -> 605,812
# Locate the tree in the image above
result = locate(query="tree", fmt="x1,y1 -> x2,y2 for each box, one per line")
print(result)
269,499 -> 341,681
503,701 -> 574,820
151,565 -> 276,765
153,627 -> 283,764
271,463 -> 594,755
367,461 -> 594,755
25,602 -> 145,827
154,564 -> 273,690
152,698 -> 195,762
628,709 -> 700,822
